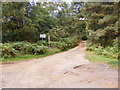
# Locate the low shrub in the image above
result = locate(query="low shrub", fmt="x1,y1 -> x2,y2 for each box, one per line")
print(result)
36,41 -> 48,46
50,37 -> 80,51
50,41 -> 67,50
1,43 -> 19,58
11,42 -> 33,54
45,48 -> 61,54
12,42 -> 25,51
87,42 -> 118,59
22,43 -> 33,54
32,44 -> 48,54
1,42 -> 49,58
1,36 -> 80,59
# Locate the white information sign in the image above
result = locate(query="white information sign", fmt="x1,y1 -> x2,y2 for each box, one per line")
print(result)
40,34 -> 46,38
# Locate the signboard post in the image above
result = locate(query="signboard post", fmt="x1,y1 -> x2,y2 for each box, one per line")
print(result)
40,34 -> 50,47
40,34 -> 46,42
48,36 -> 51,48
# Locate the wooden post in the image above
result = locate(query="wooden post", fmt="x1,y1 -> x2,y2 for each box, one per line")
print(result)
48,36 -> 50,48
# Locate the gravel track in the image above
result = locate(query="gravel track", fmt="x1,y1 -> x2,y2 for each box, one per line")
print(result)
0,42 -> 118,88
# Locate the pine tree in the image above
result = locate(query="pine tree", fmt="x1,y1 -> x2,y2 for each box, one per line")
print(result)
84,2 -> 119,47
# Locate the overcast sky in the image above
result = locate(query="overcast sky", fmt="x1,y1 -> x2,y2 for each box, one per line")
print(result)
30,0 -> 73,3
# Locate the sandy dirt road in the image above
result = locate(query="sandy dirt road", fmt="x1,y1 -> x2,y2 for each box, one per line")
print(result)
0,42 -> 118,88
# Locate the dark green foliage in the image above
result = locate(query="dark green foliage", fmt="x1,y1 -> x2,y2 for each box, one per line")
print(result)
36,41 -> 48,46
2,2 -> 39,42
2,2 -> 56,42
50,37 -> 80,51
1,42 -> 48,58
45,48 -> 61,54
87,42 -> 118,59
84,2 -> 118,47
1,43 -> 19,58
31,44 -> 48,54
48,26 -> 69,41
1,37 -> 79,59
1,2 -> 118,61
2,2 -> 86,43
29,3 -> 56,34
84,2 -> 119,59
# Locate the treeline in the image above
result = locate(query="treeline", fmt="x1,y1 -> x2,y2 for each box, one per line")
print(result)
1,2 -> 84,59
2,2 -> 86,42
84,2 -> 119,59
1,2 -> 119,59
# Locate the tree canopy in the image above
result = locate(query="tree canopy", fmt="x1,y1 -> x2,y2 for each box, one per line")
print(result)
2,1 -> 119,49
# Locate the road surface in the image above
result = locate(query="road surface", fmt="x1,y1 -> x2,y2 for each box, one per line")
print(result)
0,42 -> 118,88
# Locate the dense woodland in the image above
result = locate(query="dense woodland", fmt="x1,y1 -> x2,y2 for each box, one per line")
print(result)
1,2 -> 119,60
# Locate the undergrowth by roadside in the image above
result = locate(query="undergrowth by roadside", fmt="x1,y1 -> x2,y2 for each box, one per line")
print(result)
86,51 -> 118,70
0,46 -> 74,63
0,51 -> 60,63
0,37 -> 80,63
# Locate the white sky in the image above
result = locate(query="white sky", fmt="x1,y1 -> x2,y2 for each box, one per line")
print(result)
31,0 -> 73,3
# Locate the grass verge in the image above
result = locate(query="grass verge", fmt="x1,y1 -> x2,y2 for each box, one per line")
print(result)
0,52 -> 59,63
0,46 -> 75,64
86,51 -> 118,70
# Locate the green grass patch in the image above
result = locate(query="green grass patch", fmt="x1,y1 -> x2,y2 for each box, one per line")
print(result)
0,51 -> 60,63
0,45 -> 75,64
86,51 -> 118,70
